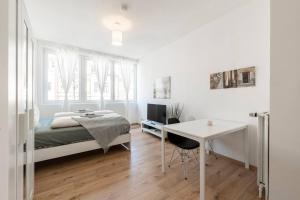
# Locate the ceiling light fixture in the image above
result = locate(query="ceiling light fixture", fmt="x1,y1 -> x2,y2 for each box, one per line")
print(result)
112,30 -> 123,46
102,4 -> 131,47
111,22 -> 123,46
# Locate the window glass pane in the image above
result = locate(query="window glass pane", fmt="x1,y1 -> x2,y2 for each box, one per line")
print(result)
46,52 -> 79,101
114,62 -> 136,101
86,59 -> 112,101
44,48 -> 136,103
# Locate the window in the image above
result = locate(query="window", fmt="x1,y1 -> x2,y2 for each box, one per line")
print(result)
114,62 -> 136,101
46,52 -> 80,101
42,47 -> 137,104
86,59 -> 112,101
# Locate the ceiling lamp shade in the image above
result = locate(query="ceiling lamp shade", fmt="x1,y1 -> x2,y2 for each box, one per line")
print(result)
112,30 -> 123,46
103,15 -> 132,47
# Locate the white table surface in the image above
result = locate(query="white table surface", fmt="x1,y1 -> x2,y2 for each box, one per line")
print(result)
161,119 -> 249,200
163,119 -> 248,139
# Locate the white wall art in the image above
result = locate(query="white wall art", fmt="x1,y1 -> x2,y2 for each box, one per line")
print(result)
153,76 -> 171,99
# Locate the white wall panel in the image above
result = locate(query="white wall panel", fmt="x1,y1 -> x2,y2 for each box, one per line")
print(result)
138,0 -> 270,166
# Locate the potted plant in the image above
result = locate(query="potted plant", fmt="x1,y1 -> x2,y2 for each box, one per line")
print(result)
168,103 -> 184,124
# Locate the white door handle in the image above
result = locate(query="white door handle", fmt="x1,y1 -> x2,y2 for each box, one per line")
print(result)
29,109 -> 34,129
18,113 -> 28,145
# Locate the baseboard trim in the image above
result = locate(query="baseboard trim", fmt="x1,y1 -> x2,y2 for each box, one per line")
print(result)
210,152 -> 257,170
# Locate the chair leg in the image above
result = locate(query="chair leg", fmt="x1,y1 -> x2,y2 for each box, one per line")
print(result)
185,152 -> 188,180
168,147 -> 177,168
180,149 -> 188,180
172,148 -> 200,180
208,140 -> 218,159
187,150 -> 190,159
192,148 -> 199,165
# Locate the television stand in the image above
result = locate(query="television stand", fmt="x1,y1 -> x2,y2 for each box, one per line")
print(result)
141,120 -> 167,139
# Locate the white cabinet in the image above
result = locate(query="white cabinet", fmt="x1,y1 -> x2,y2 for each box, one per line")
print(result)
141,120 -> 167,139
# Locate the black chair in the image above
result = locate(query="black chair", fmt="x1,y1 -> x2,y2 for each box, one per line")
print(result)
167,118 -> 200,180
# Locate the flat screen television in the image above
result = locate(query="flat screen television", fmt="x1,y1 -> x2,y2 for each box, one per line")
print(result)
147,104 -> 167,124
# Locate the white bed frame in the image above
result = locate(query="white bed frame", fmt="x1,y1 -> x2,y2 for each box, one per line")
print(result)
34,133 -> 131,162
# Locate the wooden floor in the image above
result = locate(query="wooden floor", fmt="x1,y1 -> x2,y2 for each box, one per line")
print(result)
34,128 -> 261,200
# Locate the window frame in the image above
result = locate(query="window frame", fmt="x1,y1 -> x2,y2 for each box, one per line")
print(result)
83,56 -> 114,103
113,60 -> 137,101
41,47 -> 137,105
42,48 -> 81,104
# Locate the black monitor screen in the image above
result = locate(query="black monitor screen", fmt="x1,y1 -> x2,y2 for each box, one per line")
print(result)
147,104 -> 167,124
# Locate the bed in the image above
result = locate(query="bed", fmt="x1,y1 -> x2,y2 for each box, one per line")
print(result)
34,116 -> 131,162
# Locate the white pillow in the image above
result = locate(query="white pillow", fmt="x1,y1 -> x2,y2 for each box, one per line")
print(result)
101,113 -> 121,118
94,110 -> 114,115
51,116 -> 80,129
54,112 -> 81,118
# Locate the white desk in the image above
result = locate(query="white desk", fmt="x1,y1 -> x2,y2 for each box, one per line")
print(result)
161,119 -> 249,200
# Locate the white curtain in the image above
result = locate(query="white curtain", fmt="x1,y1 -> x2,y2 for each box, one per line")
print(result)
120,60 -> 134,118
93,56 -> 110,110
56,48 -> 78,111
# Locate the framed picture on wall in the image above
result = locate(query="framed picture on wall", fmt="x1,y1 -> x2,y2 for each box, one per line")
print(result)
210,72 -> 223,89
237,67 -> 256,87
153,76 -> 171,99
210,66 -> 256,89
223,70 -> 238,88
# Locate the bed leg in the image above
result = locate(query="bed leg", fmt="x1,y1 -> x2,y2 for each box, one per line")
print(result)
122,142 -> 131,151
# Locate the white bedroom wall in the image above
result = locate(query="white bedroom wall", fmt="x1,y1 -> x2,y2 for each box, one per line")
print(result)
269,0 -> 300,199
138,0 -> 269,165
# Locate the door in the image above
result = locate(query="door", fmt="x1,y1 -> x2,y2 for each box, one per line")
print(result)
25,36 -> 35,200
16,0 -> 34,199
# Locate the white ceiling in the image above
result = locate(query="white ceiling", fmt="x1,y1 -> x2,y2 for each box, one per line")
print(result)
25,0 -> 250,59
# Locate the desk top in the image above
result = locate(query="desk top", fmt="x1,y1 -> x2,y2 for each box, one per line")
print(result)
163,119 -> 248,140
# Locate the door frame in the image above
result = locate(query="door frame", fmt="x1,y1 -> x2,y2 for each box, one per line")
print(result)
5,0 -> 18,199
16,0 -> 35,199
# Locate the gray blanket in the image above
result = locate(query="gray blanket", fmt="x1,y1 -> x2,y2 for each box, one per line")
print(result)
73,114 -> 130,153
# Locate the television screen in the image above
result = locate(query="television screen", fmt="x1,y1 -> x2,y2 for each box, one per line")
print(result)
147,104 -> 167,124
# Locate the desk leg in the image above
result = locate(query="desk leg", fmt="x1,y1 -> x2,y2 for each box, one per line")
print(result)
161,129 -> 166,173
200,139 -> 206,200
244,127 -> 250,169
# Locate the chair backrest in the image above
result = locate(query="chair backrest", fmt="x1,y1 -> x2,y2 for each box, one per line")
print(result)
167,118 -> 186,145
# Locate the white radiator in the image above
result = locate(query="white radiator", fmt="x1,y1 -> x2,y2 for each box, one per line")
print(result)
256,112 -> 270,199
